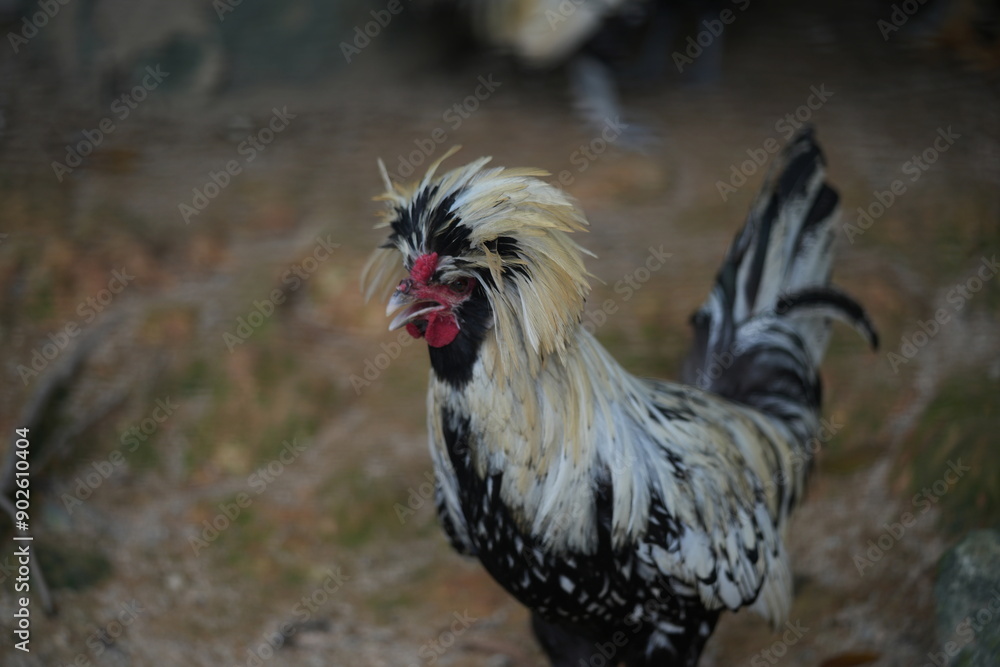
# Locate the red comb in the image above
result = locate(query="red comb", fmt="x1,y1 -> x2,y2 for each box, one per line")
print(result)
411,252 -> 439,284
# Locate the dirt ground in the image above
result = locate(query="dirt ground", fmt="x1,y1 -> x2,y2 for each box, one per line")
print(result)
1,1 -> 998,666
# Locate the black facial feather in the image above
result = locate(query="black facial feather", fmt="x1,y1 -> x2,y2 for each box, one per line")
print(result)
484,236 -> 521,259
430,204 -> 471,258
388,185 -> 436,251
387,179 -> 528,277
387,185 -> 472,261
427,280 -> 493,389
487,236 -> 530,280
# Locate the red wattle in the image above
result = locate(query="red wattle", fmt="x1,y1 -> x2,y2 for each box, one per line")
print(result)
405,322 -> 424,340
424,312 -> 460,348
403,311 -> 459,347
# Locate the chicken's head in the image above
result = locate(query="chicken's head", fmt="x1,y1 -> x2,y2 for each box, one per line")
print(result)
386,251 -> 477,348
362,150 -> 592,375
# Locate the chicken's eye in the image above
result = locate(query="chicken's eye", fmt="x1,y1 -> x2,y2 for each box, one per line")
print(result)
448,277 -> 474,295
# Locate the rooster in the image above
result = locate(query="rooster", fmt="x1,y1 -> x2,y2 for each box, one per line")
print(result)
362,128 -> 877,666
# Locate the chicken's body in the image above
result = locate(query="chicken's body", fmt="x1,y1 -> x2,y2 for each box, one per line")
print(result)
364,130 -> 876,665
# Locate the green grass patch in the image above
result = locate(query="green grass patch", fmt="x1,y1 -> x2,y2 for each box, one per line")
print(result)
321,467 -> 409,549
36,539 -> 113,591
897,373 -> 1000,536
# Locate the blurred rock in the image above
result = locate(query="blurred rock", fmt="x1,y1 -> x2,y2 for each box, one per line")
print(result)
934,529 -> 1000,666
34,0 -> 226,105
32,0 -> 366,107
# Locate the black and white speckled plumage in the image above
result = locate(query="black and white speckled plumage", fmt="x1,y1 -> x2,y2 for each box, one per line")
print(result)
438,405 -> 721,664
364,130 -> 877,666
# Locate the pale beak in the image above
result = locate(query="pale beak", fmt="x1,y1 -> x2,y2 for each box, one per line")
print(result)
386,290 -> 446,331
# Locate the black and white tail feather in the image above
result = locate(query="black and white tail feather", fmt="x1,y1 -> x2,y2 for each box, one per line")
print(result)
684,127 -> 878,450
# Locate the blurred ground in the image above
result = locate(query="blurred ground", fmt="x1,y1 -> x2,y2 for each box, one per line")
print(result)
0,0 -> 998,665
